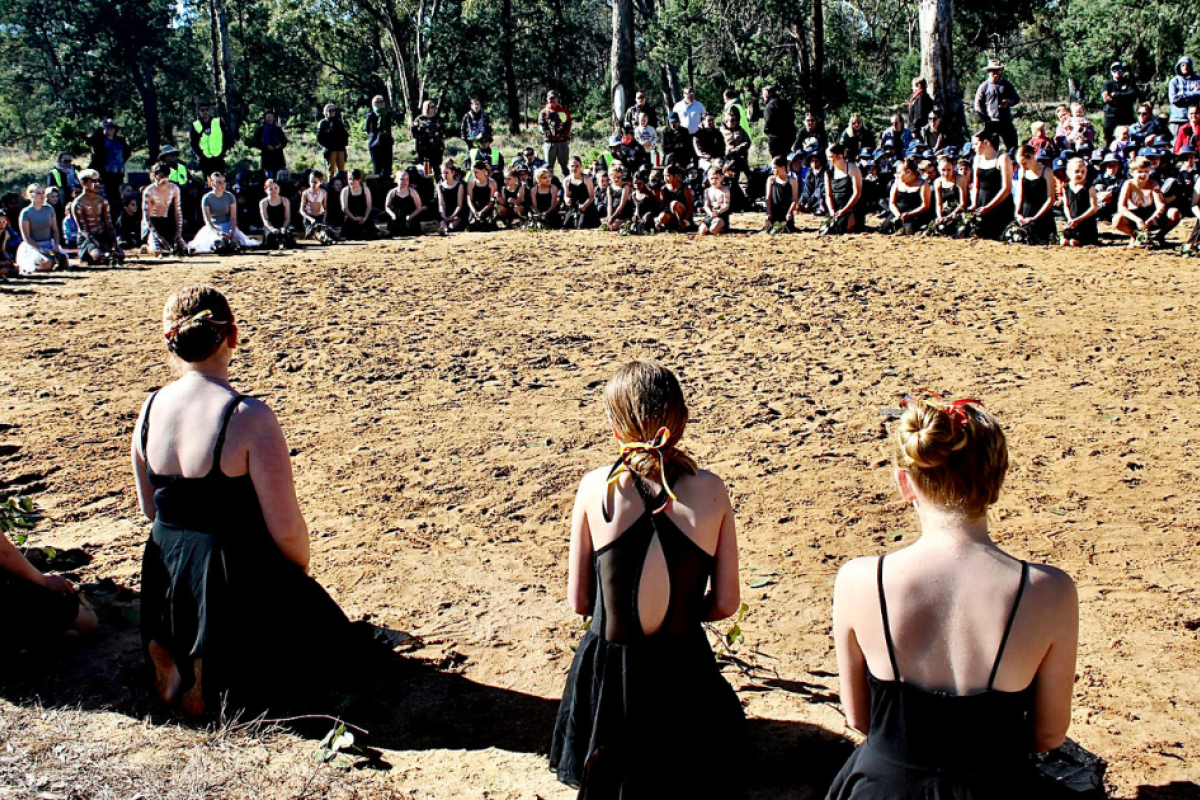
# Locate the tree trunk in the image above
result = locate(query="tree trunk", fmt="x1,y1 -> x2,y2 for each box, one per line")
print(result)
133,62 -> 162,163
918,0 -> 963,140
659,64 -> 681,116
611,0 -> 635,128
502,0 -> 521,133
215,0 -> 238,136
811,0 -> 825,123
207,0 -> 222,113
1067,77 -> 1082,105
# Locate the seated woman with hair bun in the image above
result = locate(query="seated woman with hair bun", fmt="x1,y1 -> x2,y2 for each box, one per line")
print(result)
132,285 -> 361,715
826,392 -> 1079,800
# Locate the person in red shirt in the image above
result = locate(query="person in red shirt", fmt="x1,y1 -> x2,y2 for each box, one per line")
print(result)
1173,105 -> 1200,153
538,91 -> 573,177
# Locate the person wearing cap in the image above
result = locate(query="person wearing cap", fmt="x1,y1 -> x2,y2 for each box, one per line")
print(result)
974,59 -> 1020,152
758,86 -> 796,160
622,91 -> 660,130
160,146 -> 190,187
1169,57 -> 1200,137
661,112 -> 694,167
1173,105 -> 1200,154
86,119 -> 131,202
189,102 -> 227,178
671,86 -> 706,134
411,100 -> 446,174
247,110 -> 289,181
70,169 -> 123,265
317,103 -> 350,183
1102,63 -> 1139,145
47,152 -> 82,197
538,90 -> 573,177
792,112 -> 827,154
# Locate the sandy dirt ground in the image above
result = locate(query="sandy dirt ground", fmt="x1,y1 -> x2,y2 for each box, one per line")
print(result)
1,217 -> 1199,799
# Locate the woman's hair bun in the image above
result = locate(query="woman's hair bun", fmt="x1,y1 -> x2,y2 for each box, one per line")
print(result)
896,401 -> 969,470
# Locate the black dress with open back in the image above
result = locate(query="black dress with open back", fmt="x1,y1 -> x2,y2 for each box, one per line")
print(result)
826,556 -> 1051,800
139,392 -> 357,709
550,461 -> 746,799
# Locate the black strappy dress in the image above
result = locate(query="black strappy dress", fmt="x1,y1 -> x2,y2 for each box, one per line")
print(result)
550,465 -> 746,799
1018,169 -> 1057,244
826,557 -> 1049,800
139,392 -> 356,709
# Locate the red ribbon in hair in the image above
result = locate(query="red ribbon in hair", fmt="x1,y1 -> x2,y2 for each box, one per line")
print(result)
901,389 -> 983,427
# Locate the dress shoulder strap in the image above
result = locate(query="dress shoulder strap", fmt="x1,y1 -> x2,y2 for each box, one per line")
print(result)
987,560 -> 1030,691
210,394 -> 247,475
877,555 -> 902,682
140,390 -> 161,458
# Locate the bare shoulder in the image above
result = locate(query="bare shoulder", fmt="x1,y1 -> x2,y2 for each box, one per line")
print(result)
835,554 -> 879,587
1026,561 -> 1078,606
576,465 -> 611,497
690,469 -> 732,504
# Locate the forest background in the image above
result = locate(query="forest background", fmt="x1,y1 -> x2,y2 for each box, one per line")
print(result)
1,0 -> 1199,183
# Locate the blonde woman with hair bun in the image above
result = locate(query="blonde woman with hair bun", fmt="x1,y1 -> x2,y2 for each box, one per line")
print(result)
550,360 -> 745,797
826,393 -> 1079,800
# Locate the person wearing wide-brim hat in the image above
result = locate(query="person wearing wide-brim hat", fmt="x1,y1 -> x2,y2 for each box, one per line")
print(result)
1102,62 -> 1139,145
973,58 -> 1021,152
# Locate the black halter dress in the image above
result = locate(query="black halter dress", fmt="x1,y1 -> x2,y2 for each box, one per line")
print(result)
826,556 -> 1049,800
975,162 -> 1015,240
1018,168 -> 1057,244
139,392 -> 356,709
550,464 -> 746,799
1063,183 -> 1099,246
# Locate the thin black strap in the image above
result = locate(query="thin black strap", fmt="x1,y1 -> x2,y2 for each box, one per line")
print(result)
140,390 -> 160,458
877,555 -> 902,682
599,457 -> 670,522
210,395 -> 247,474
987,560 -> 1030,691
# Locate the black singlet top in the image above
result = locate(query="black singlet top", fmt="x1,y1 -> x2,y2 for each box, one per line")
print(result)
346,187 -> 367,217
388,190 -> 416,218
1065,184 -> 1099,241
1019,169 -> 1049,218
661,185 -> 686,209
937,183 -> 960,211
566,178 -> 591,206
265,199 -> 287,228
533,187 -> 555,213
471,181 -> 493,209
501,186 -> 523,205
976,163 -> 1008,207
893,184 -> 924,214
633,190 -> 660,217
142,393 -> 265,534
863,556 -> 1036,771
769,178 -> 792,215
608,185 -> 631,218
440,183 -> 462,213
831,171 -> 857,211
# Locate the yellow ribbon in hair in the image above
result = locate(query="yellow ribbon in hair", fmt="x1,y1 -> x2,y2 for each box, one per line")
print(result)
607,426 -> 678,504
164,309 -> 228,340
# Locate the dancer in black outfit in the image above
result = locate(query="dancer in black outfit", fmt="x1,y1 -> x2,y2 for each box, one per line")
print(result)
530,167 -> 561,228
763,155 -> 799,232
1012,145 -> 1057,244
970,126 -> 1014,240
562,156 -> 599,229
134,285 -> 361,715
467,162 -> 498,232
826,393 -> 1078,800
385,169 -> 424,237
1061,157 -> 1100,246
550,360 -> 745,799
340,169 -> 377,240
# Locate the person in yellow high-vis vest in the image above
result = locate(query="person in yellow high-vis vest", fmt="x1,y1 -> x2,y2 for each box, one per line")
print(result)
190,102 -> 227,177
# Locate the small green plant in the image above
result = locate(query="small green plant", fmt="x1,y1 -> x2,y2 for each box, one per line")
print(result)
1,495 -> 54,561
955,212 -> 982,239
705,601 -> 749,655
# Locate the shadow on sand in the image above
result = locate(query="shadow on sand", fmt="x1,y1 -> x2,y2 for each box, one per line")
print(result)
0,578 -> 853,798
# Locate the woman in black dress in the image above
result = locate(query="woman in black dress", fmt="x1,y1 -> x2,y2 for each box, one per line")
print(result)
550,360 -> 746,798
133,285 -> 359,715
823,144 -> 864,234
562,156 -> 599,229
340,168 -> 377,240
969,126 -> 1015,240
437,160 -> 467,233
258,179 -> 296,250
466,162 -> 498,232
385,169 -> 424,237
827,393 -> 1079,800
530,167 -> 562,229
887,157 -> 933,235
604,166 -> 632,231
1060,157 -> 1100,246
1012,145 -> 1057,244
497,170 -> 527,228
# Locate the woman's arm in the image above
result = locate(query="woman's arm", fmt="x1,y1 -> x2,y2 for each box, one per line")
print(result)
384,190 -> 398,220
704,476 -> 740,621
566,474 -> 595,616
484,180 -> 497,213
202,194 -> 217,231
259,198 -> 275,232
888,183 -> 902,218
581,177 -> 595,210
229,196 -> 240,231
438,185 -> 449,220
410,191 -> 424,220
466,179 -> 482,214
1013,170 -> 1027,221
241,400 -> 310,571
915,183 -> 932,216
788,177 -> 799,217
846,166 -> 863,212
1032,170 -> 1056,221
341,187 -> 355,221
281,197 -> 291,230
824,173 -> 838,216
970,159 -> 981,209
1031,567 -> 1079,752
832,557 -> 873,733
363,186 -> 373,219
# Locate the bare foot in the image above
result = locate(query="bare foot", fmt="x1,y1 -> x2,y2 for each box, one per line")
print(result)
148,641 -> 181,704
181,659 -> 205,716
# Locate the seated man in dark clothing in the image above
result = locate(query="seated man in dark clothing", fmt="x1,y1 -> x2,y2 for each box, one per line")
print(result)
661,112 -> 694,167
693,113 -> 727,170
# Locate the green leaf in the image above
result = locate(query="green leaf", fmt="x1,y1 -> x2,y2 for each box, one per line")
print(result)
1050,509 -> 1070,516
749,577 -> 776,589
726,624 -> 742,646
18,497 -> 34,512
735,602 -> 749,623
14,533 -> 27,545
42,546 -> 56,561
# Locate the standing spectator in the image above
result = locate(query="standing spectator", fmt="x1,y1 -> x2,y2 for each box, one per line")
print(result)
365,95 -> 395,178
86,119 -> 130,202
761,86 -> 796,160
622,91 -> 660,129
908,77 -> 934,132
974,58 -> 1021,152
538,90 -> 573,177
1130,103 -> 1169,146
317,103 -> 349,182
721,108 -> 752,198
839,113 -> 876,162
1102,62 -> 1139,145
412,100 -> 446,174
793,112 -> 828,153
1173,106 -> 1200,154
47,152 -> 81,197
723,89 -> 752,139
1168,57 -> 1200,137
660,112 -> 694,167
247,110 -> 289,180
460,96 -> 493,150
672,86 -> 706,134
189,101 -> 227,178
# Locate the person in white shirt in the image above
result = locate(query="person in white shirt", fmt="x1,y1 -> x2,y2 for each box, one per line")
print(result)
634,112 -> 657,155
672,86 -> 706,134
